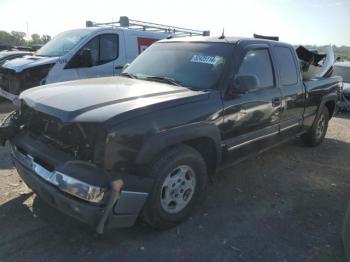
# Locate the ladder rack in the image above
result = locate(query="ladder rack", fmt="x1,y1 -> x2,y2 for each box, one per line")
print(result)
86,16 -> 210,37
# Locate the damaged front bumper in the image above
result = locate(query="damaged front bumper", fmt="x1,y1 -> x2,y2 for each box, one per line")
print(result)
0,88 -> 20,106
1,117 -> 153,233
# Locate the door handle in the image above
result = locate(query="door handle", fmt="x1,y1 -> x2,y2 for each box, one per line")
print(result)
115,66 -> 123,70
272,97 -> 282,107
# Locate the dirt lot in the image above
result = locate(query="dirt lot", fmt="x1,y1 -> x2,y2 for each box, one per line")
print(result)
0,101 -> 350,262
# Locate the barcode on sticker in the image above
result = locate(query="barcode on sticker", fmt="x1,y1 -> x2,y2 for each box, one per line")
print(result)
191,55 -> 217,64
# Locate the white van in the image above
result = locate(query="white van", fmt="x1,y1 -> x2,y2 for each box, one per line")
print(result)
0,16 -> 209,100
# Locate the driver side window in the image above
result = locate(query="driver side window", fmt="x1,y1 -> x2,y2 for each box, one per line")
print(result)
84,37 -> 99,66
237,49 -> 274,90
68,34 -> 119,69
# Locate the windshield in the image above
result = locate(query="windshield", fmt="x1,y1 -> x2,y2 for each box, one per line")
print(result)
124,42 -> 233,89
36,29 -> 91,57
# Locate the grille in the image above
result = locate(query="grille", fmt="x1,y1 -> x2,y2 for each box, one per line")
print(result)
20,104 -> 106,165
0,68 -> 19,93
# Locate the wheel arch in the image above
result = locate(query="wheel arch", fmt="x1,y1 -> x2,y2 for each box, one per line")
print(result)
135,123 -> 222,174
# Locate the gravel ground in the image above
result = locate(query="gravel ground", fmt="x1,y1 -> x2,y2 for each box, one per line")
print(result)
0,101 -> 349,262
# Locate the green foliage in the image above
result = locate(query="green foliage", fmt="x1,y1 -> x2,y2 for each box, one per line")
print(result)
0,30 -> 51,48
11,31 -> 26,46
0,30 -> 16,46
334,46 -> 350,61
41,35 -> 51,44
302,45 -> 350,61
30,33 -> 41,44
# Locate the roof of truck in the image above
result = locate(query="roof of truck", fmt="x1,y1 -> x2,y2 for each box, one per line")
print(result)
159,36 -> 291,46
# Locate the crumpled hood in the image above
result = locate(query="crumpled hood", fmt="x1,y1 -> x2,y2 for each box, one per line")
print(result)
20,76 -> 208,123
1,55 -> 58,72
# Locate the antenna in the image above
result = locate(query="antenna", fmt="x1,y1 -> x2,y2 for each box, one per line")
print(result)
219,28 -> 225,39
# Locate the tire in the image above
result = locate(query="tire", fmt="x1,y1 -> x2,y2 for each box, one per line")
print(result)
301,107 -> 329,147
142,145 -> 207,229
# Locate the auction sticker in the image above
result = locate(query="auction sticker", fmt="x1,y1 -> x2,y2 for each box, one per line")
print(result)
191,55 -> 218,64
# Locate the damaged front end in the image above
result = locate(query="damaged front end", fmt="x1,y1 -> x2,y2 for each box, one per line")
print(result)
0,110 -> 19,145
0,64 -> 53,102
0,103 -> 150,233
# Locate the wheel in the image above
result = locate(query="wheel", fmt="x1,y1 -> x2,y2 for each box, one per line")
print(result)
142,145 -> 207,229
301,107 -> 329,147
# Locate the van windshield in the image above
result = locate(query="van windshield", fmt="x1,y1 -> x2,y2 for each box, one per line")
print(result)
36,29 -> 91,57
124,42 -> 233,90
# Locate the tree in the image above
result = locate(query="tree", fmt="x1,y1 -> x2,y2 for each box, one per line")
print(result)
0,30 -> 16,46
10,31 -> 26,46
30,33 -> 42,45
41,34 -> 51,44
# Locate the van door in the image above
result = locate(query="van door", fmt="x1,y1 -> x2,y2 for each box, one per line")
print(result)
68,33 -> 120,79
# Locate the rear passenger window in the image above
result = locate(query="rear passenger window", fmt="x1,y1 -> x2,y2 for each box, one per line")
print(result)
238,49 -> 274,89
274,47 -> 298,86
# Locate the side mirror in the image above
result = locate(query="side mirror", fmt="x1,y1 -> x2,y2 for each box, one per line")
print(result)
230,74 -> 260,94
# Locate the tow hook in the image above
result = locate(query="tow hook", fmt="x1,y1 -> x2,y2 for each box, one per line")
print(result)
96,179 -> 124,234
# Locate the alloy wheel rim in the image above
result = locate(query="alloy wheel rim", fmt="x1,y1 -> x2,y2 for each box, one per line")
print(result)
160,165 -> 196,214
316,114 -> 326,139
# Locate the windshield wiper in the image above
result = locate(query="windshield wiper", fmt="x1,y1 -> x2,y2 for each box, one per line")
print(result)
120,72 -> 138,79
144,76 -> 183,87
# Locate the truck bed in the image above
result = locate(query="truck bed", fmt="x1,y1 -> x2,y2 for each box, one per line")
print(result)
304,76 -> 342,92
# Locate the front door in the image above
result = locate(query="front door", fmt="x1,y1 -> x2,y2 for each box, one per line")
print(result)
221,47 -> 282,151
76,33 -> 120,79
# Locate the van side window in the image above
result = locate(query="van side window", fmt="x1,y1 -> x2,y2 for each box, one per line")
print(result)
69,34 -> 119,68
274,47 -> 298,86
84,37 -> 99,66
237,49 -> 274,89
100,34 -> 118,63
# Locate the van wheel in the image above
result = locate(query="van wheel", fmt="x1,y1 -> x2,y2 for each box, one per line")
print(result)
142,145 -> 207,229
301,107 -> 329,147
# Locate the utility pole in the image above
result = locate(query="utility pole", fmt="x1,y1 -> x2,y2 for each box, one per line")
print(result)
26,22 -> 30,41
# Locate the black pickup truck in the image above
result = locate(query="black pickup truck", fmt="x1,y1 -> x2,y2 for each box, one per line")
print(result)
0,36 -> 342,232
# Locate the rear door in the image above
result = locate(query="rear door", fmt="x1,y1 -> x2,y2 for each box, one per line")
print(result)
272,46 -> 305,132
222,45 -> 283,151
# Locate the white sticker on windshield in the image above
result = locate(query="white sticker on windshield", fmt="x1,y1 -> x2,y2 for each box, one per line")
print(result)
191,55 -> 218,64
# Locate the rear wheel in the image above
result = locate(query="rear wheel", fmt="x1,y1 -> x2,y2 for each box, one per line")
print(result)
301,107 -> 329,147
142,145 -> 207,229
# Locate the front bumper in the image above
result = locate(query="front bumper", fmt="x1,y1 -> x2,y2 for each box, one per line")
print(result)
7,134 -> 152,232
0,88 -> 19,104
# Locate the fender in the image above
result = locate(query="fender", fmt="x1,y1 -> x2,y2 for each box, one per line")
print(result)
313,89 -> 338,123
303,78 -> 340,129
136,122 -> 222,167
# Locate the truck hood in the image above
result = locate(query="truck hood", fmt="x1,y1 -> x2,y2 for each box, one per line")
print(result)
20,76 -> 209,123
1,55 -> 58,72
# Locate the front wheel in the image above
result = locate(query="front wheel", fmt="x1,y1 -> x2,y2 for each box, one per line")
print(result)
142,145 -> 207,229
301,107 -> 329,147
